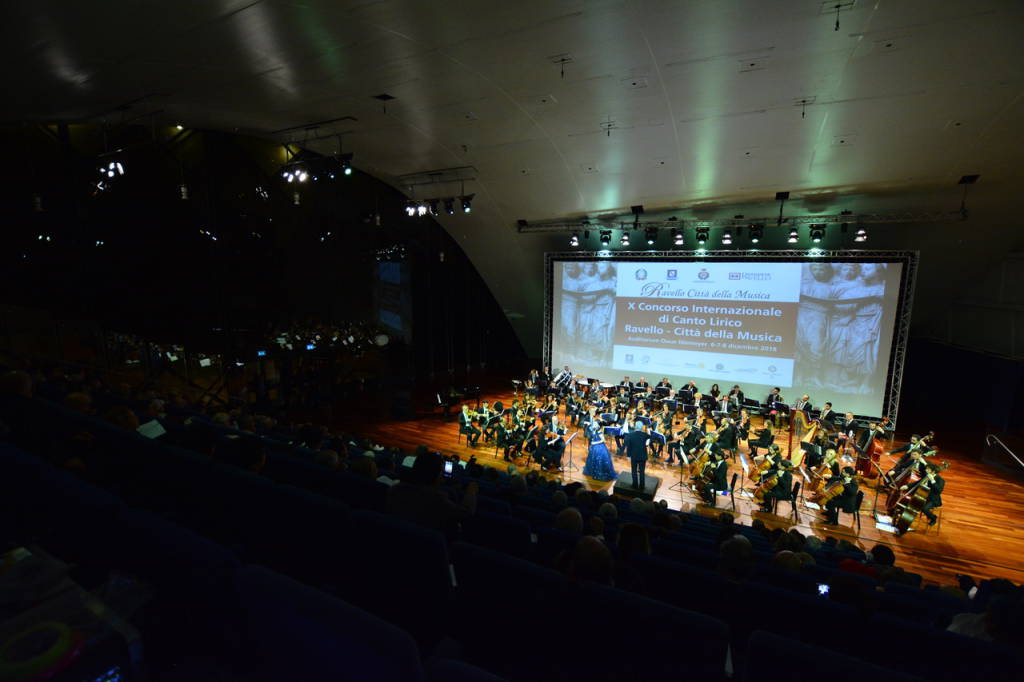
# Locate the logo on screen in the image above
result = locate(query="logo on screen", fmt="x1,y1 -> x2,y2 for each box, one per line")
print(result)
625,354 -> 634,364
697,268 -> 710,280
729,272 -> 772,281
729,273 -> 741,280
667,269 -> 677,280
768,365 -> 777,373
635,269 -> 648,280
715,363 -> 724,371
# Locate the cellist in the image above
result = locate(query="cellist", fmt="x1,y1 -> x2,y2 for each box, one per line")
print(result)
824,466 -> 859,525
699,450 -> 729,507
900,464 -> 945,527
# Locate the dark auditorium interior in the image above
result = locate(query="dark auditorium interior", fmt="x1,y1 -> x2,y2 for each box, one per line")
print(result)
2,2 -> 1024,681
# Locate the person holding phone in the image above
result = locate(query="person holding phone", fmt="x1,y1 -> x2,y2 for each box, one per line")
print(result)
387,452 -> 477,540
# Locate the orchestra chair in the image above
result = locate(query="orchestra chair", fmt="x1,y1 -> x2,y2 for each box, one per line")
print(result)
769,481 -> 801,521
728,472 -> 739,512
842,490 -> 865,532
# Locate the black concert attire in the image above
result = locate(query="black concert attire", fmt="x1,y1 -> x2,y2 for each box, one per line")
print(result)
921,475 -> 945,524
700,457 -> 729,506
761,466 -> 794,512
727,389 -> 745,411
717,423 -> 738,454
748,427 -> 774,457
794,399 -> 812,417
817,408 -> 835,425
656,380 -> 672,391
667,429 -> 698,465
825,478 -> 859,524
459,410 -> 481,446
624,429 -> 652,489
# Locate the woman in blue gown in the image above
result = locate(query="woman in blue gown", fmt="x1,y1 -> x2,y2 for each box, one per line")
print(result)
583,408 -> 616,481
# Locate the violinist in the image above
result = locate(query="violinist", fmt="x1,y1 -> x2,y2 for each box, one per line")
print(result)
716,417 -> 738,457
459,404 -> 481,446
699,450 -> 730,506
759,459 -> 794,513
667,422 -> 699,466
901,464 -> 944,526
496,420 -> 516,461
825,466 -> 859,525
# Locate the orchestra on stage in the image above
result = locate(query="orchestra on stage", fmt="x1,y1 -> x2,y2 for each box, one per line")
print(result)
455,367 -> 945,536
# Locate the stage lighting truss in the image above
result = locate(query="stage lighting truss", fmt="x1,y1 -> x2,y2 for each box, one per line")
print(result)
809,224 -> 825,243
695,226 -> 709,245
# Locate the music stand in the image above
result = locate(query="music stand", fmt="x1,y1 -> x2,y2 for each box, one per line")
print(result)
559,431 -> 580,476
511,379 -> 522,396
655,386 -> 670,397
669,451 -> 690,492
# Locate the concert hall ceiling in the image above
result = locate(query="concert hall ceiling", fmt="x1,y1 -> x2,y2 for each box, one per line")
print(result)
4,0 -> 1023,354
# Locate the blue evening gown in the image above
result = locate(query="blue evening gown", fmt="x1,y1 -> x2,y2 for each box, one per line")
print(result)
583,423 -> 617,481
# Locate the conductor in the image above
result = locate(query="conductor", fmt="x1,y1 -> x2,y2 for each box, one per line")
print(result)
624,421 -> 652,490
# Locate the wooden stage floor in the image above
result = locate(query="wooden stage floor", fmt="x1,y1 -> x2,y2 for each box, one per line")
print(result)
336,391 -> 1024,587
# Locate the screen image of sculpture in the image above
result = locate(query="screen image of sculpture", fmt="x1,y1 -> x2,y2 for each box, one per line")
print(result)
558,261 -> 618,366
794,262 -> 891,396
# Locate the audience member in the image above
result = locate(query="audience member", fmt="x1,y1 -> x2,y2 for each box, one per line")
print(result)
553,507 -> 584,535
103,406 -> 139,432
719,535 -> 753,582
561,536 -> 614,586
386,452 -> 477,538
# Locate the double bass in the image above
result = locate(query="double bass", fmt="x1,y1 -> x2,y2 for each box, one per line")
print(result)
855,425 -> 885,479
892,461 -> 950,534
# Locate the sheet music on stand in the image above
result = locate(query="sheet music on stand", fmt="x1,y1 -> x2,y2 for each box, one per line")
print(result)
798,466 -> 811,482
738,452 -> 750,475
712,410 -> 730,420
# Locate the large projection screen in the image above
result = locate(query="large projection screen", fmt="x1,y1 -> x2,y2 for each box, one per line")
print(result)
545,251 -> 917,423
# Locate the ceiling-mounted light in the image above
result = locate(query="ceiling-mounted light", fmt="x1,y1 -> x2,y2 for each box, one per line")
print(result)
569,232 -> 580,247
405,201 -> 417,217
461,194 -> 474,213
600,230 -> 611,245
854,227 -> 867,242
416,203 -> 428,217
444,197 -> 456,215
722,229 -> 733,245
341,157 -> 352,176
809,224 -> 825,243
621,231 -> 630,246
695,227 -> 709,245
787,227 -> 799,243
672,229 -> 684,246
748,224 -> 764,244
645,227 -> 657,245
428,199 -> 439,216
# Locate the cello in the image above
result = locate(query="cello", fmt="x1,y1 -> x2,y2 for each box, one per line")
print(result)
892,461 -> 950,534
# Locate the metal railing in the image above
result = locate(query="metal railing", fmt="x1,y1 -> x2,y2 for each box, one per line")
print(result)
985,434 -> 1024,472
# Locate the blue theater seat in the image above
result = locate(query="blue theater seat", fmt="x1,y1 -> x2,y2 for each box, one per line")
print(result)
462,511 -> 533,558
744,630 -> 926,682
233,564 -> 425,682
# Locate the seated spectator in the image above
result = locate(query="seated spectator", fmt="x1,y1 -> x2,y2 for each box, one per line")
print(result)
508,474 -> 528,500
617,523 -> 651,558
65,392 -> 94,415
948,589 -> 1023,645
562,536 -> 614,586
386,452 -> 477,537
314,449 -> 342,471
719,534 -> 753,582
587,516 -> 605,540
629,497 -> 651,516
104,406 -> 140,432
551,490 -> 568,509
553,507 -> 584,535
349,456 -> 378,480
598,502 -> 618,523
771,550 -> 802,573
868,544 -> 913,584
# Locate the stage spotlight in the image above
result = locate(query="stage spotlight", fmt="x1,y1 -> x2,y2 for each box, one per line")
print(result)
854,227 -> 867,242
809,224 -> 825,243
444,197 -> 456,215
600,230 -> 611,245
645,227 -> 657,245
427,199 -> 439,216
569,232 -> 579,247
100,161 -> 125,179
695,227 -> 709,245
341,158 -> 352,176
787,228 -> 799,243
621,231 -> 630,246
461,194 -> 474,213
748,224 -> 763,244
672,229 -> 684,246
405,201 -> 417,217
416,203 -> 428,217
722,229 -> 733,245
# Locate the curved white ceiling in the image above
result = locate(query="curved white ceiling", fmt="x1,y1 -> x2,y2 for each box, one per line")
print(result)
4,0 -> 1023,352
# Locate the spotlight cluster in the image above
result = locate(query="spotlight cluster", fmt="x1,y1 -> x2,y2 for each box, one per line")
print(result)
406,194 -> 473,217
